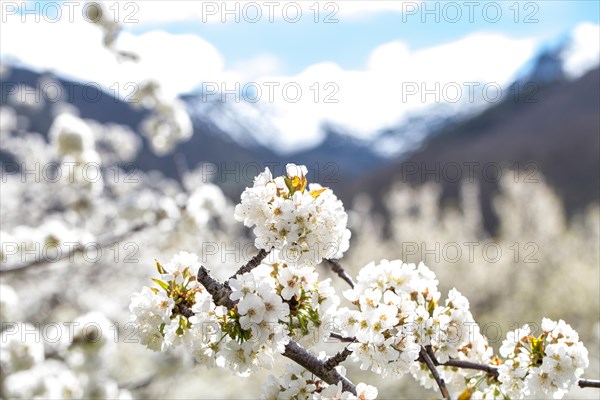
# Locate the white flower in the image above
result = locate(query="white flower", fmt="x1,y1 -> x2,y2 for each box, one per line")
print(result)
130,286 -> 174,324
355,383 -> 378,400
336,308 -> 362,337
261,360 -> 371,400
238,293 -> 266,329
217,339 -> 273,376
542,317 -> 557,332
71,311 -> 113,348
255,168 -> 273,186
163,251 -> 200,284
498,357 -> 528,399
314,381 -> 348,400
129,287 -> 174,352
500,324 -> 531,358
229,273 -> 257,302
286,163 -> 308,178
260,290 -> 289,323
447,288 -> 469,310
140,97 -> 193,155
278,266 -> 303,300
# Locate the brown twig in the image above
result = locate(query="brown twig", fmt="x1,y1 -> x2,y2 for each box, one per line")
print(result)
419,347 -> 450,400
329,333 -> 357,343
229,248 -> 270,280
175,303 -> 195,319
324,346 -> 353,370
579,379 -> 600,388
426,345 -> 499,379
324,259 -> 355,288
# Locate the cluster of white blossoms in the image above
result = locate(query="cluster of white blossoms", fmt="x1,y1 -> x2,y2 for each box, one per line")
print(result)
128,166 -> 594,399
48,112 -> 104,193
220,263 -> 292,374
131,252 -> 294,376
128,251 -> 236,365
234,164 -> 351,266
130,251 -> 344,376
410,288 -> 495,397
49,113 -> 99,165
336,259 -> 526,398
497,319 -> 589,399
1,312 -> 131,399
257,255 -> 340,342
337,260 -> 445,378
133,80 -> 193,156
262,357 -> 378,400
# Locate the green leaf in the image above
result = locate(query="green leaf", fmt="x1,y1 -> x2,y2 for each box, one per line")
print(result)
152,278 -> 170,292
284,176 -> 294,194
155,260 -> 166,274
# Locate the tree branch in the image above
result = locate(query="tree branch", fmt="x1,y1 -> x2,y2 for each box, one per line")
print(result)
324,259 -> 355,288
426,347 -> 600,391
438,358 -> 499,379
419,347 -> 450,400
324,346 -> 353,370
176,303 -> 195,319
329,333 -> 357,343
579,379 -> 600,389
197,265 -> 237,310
438,358 -> 600,391
196,263 -> 357,395
283,341 -> 356,393
0,222 -> 148,273
427,345 -> 499,378
229,248 -> 270,280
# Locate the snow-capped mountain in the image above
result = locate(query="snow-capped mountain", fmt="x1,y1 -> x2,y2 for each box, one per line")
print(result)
2,23 -> 597,207
181,23 -> 599,159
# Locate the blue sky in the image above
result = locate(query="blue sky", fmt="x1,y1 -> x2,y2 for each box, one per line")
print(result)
128,1 -> 600,74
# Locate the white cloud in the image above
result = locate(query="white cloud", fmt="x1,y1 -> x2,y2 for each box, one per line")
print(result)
235,32 -> 539,152
562,22 -> 600,80
230,53 -> 283,82
0,14 -> 225,99
117,31 -> 225,97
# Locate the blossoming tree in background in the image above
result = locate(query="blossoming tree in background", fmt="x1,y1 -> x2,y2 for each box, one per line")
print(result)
0,3 -> 227,396
130,164 -> 598,399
